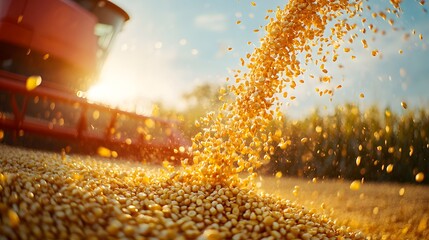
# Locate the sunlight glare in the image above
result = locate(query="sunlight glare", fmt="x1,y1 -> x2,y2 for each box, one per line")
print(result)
87,66 -> 140,112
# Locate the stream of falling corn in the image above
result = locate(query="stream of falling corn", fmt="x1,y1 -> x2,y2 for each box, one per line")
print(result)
186,0 -> 357,184
184,0 -> 415,185
1,0 -> 425,239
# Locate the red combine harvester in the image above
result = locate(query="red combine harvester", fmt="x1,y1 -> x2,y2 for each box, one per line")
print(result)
0,0 -> 190,161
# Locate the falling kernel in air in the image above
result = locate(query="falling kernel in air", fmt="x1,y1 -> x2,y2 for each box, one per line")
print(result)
371,50 -> 379,56
360,93 -> 365,98
26,75 -> 42,91
386,164 -> 394,173
179,146 -> 186,153
97,146 -> 112,158
361,39 -> 368,48
250,1 -> 256,6
356,156 -> 361,166
275,171 -> 282,178
240,58 -> 245,66
401,101 -> 407,109
236,20 -> 241,24
350,180 -> 361,191
415,172 -> 425,182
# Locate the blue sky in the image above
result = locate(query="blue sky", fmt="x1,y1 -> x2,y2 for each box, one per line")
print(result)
88,0 -> 429,119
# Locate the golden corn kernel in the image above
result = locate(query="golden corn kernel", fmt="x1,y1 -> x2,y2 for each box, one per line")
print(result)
386,164 -> 394,173
350,180 -> 361,191
356,156 -> 361,166
361,39 -> 368,48
97,146 -> 112,158
8,209 -> 20,227
415,172 -> 425,182
26,75 -> 42,91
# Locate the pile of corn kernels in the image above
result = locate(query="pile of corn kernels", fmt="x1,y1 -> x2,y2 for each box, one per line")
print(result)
0,145 -> 364,239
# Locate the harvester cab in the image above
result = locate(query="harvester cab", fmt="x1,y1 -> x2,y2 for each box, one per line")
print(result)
0,0 -> 129,91
0,0 -> 190,162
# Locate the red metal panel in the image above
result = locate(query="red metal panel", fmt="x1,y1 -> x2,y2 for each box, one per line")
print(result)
0,0 -> 98,73
0,22 -> 32,46
0,0 -> 26,21
0,0 -> 32,46
22,0 -> 98,72
0,71 -> 191,160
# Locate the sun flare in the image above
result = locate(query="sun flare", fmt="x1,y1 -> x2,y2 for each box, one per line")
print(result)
86,65 -> 139,110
